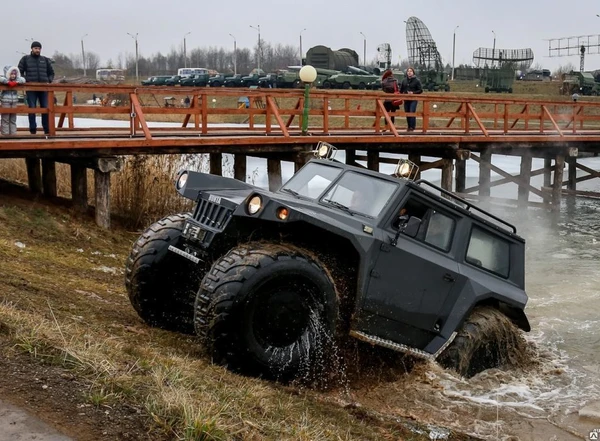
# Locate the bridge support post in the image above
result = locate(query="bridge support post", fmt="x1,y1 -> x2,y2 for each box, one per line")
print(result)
479,149 -> 492,197
552,155 -> 565,209
543,158 -> 552,188
41,159 -> 57,198
441,159 -> 453,192
455,159 -> 466,193
567,157 -> 577,191
70,164 -> 88,211
94,170 -> 111,229
367,150 -> 379,172
518,153 -> 532,207
408,153 -> 422,180
234,154 -> 246,182
267,159 -> 282,191
346,149 -> 357,167
210,153 -> 222,176
25,158 -> 42,195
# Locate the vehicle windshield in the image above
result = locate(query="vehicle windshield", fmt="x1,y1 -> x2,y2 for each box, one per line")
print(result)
280,162 -> 342,199
321,171 -> 398,218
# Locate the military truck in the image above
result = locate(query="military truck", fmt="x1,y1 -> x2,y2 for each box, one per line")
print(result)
323,67 -> 380,90
125,142 -> 531,380
560,71 -> 599,96
276,67 -> 339,88
419,69 -> 450,92
180,74 -> 209,87
480,66 -> 515,93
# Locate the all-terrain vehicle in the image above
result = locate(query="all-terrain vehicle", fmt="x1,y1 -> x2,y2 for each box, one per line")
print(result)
125,142 -> 531,380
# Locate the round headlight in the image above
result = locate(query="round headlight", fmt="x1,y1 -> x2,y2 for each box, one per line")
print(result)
248,195 -> 262,215
276,207 -> 289,220
398,162 -> 411,177
176,172 -> 188,189
317,144 -> 329,158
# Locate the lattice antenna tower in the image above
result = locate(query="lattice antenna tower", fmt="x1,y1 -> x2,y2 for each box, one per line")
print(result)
376,43 -> 392,69
405,17 -> 443,71
546,34 -> 600,72
472,48 -> 533,70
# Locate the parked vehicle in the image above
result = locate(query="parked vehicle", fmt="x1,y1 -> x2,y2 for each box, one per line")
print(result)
480,67 -> 515,93
208,73 -> 233,87
141,76 -> 172,86
323,66 -> 379,90
180,73 -> 210,87
165,75 -> 184,86
276,67 -> 339,88
126,142 -> 531,381
224,74 -> 245,87
560,71 -> 599,96
258,73 -> 278,88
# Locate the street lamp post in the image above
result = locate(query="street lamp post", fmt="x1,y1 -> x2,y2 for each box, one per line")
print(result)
127,32 -> 139,81
452,26 -> 458,81
81,34 -> 88,77
183,31 -> 191,68
250,25 -> 261,71
360,32 -> 367,67
299,28 -> 307,65
299,65 -> 317,135
229,33 -> 237,75
492,30 -> 496,67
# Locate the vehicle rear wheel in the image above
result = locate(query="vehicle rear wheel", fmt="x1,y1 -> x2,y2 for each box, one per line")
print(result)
342,81 -> 351,90
322,80 -> 331,89
358,82 -> 366,90
125,213 -> 207,333
437,306 -> 528,378
212,81 -> 221,87
195,243 -> 339,380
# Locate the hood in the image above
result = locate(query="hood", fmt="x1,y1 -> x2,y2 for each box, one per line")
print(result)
3,66 -> 21,79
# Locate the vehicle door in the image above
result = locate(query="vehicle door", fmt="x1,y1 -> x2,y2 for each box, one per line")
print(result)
357,193 -> 462,348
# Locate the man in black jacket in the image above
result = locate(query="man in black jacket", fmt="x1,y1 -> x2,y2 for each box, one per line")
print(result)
399,67 -> 423,132
18,41 -> 55,134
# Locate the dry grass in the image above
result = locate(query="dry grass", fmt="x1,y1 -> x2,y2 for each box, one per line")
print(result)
0,197 -> 462,440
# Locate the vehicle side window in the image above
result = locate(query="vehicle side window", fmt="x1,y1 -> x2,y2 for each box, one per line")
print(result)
393,197 -> 455,252
423,211 -> 454,251
466,226 -> 510,277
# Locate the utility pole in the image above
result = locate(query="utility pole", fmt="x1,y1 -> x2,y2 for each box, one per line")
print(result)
127,32 -> 139,81
183,31 -> 191,68
360,32 -> 367,66
81,34 -> 88,77
229,33 -> 237,75
452,26 -> 458,80
250,25 -> 261,71
492,30 -> 496,67
299,28 -> 306,65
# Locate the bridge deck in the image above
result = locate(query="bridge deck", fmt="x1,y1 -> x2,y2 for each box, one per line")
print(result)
0,84 -> 598,157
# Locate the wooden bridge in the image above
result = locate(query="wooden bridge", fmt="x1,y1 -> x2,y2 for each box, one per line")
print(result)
1,83 -> 599,227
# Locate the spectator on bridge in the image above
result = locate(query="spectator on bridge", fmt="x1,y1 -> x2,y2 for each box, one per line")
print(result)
18,41 -> 55,135
399,67 -> 423,132
381,69 -> 402,125
0,66 -> 26,136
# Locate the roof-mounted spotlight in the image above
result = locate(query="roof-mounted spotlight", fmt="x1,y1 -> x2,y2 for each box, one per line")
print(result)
312,141 -> 337,160
393,159 -> 419,180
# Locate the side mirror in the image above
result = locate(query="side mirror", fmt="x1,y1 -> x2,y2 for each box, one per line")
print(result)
402,216 -> 422,238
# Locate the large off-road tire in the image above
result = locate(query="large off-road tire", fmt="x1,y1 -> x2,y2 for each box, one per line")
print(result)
437,306 -> 528,378
125,213 -> 206,333
194,243 -> 339,380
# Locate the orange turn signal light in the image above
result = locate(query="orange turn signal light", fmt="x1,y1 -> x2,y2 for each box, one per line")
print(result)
276,207 -> 289,220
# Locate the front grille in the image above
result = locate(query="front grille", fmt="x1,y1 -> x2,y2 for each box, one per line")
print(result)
192,198 -> 232,231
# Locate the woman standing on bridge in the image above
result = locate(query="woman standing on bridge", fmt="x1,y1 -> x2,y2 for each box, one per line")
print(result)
0,66 -> 26,136
399,67 -> 423,132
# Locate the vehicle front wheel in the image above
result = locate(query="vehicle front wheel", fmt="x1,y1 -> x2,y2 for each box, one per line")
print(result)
437,306 -> 529,378
194,243 -> 339,380
125,213 -> 207,333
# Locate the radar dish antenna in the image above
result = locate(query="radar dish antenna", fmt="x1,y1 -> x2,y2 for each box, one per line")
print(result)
472,48 -> 534,69
376,43 -> 392,70
405,16 -> 443,70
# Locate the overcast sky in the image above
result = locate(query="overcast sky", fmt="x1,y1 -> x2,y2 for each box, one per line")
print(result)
5,0 -> 600,74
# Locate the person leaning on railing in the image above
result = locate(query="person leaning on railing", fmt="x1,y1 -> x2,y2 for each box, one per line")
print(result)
18,41 -> 54,135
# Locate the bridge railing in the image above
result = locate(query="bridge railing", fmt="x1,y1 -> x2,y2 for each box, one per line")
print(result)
1,83 -> 599,140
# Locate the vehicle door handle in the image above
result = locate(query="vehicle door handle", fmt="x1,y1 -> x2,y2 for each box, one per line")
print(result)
443,273 -> 455,283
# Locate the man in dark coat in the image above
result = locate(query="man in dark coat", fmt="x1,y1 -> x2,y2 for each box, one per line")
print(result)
18,41 -> 55,134
399,67 -> 423,132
